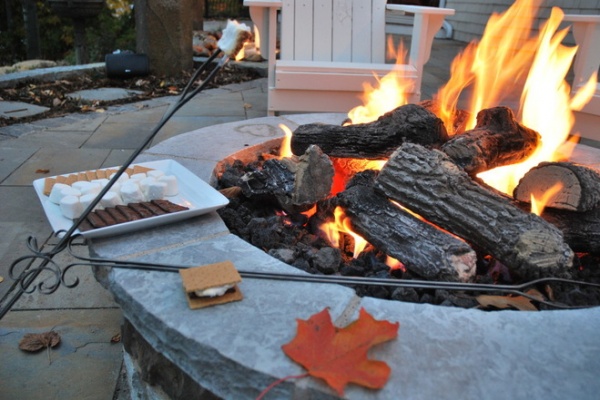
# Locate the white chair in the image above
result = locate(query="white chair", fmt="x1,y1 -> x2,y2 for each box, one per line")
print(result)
244,0 -> 454,115
563,14 -> 600,142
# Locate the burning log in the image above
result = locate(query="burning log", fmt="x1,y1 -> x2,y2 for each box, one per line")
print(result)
441,106 -> 540,174
420,99 -> 471,136
338,184 -> 477,282
291,104 -> 448,159
374,143 -> 574,280
513,162 -> 600,212
514,203 -> 600,255
240,145 -> 334,213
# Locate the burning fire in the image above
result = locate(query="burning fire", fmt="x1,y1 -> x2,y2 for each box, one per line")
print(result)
277,1 -> 598,270
476,4 -> 597,194
346,0 -> 597,196
530,182 -> 564,216
320,206 -> 368,258
278,124 -> 294,159
346,39 -> 412,125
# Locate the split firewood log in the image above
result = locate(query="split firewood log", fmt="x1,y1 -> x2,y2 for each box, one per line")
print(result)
338,184 -> 477,282
239,145 -> 333,213
516,204 -> 600,255
374,143 -> 574,280
291,103 -> 448,159
513,162 -> 600,212
441,106 -> 540,174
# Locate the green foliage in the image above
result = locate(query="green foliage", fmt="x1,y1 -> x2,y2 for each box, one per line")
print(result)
0,0 -> 135,66
82,5 -> 135,63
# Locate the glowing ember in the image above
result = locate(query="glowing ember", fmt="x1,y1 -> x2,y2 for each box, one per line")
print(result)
385,255 -> 406,272
320,206 -> 368,258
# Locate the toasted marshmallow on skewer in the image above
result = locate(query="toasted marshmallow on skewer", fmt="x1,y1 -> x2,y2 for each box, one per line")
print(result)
217,20 -> 252,58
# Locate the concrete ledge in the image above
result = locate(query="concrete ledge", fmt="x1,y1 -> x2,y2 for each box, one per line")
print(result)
0,63 -> 105,88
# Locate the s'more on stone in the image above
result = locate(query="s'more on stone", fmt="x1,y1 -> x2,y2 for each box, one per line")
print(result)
179,261 -> 243,309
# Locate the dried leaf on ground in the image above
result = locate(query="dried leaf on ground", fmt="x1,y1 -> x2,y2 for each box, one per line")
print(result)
282,307 -> 399,396
111,333 -> 121,343
19,331 -> 61,352
476,289 -> 545,311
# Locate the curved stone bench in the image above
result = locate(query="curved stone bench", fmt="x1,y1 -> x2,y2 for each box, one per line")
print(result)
91,114 -> 600,399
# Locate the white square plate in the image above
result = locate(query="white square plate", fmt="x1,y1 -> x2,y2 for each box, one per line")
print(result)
33,159 -> 229,238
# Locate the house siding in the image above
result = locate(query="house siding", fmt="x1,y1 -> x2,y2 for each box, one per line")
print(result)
445,0 -> 600,44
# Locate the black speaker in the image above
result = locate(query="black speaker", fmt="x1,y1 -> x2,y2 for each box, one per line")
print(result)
105,53 -> 149,78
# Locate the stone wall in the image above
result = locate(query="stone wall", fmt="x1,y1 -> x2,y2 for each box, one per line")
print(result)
444,0 -> 600,44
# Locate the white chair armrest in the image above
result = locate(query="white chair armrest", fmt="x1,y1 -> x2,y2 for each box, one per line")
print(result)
386,4 -> 455,16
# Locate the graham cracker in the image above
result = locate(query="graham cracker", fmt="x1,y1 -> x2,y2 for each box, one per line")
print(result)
179,261 -> 243,309
133,165 -> 153,174
85,170 -> 97,181
43,177 -> 56,196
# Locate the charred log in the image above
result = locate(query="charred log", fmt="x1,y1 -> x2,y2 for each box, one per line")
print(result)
441,106 -> 540,174
374,143 -> 574,280
420,99 -> 471,136
514,162 -> 600,212
239,158 -> 294,198
338,184 -> 477,282
291,103 -> 448,159
239,145 -> 333,213
516,204 -> 600,254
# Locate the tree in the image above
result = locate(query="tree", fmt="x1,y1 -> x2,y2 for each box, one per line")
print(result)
22,0 -> 41,59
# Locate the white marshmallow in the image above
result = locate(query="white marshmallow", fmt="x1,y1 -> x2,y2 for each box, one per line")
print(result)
100,191 -> 123,208
80,181 -> 102,196
147,181 -> 167,200
49,183 -> 70,204
109,171 -> 129,183
91,178 -> 109,186
61,186 -> 81,198
194,284 -> 235,298
79,193 -> 99,211
60,195 -> 83,219
147,170 -> 165,179
72,181 -> 93,191
139,177 -> 156,197
159,175 -> 178,196
120,182 -> 145,203
130,173 -> 147,182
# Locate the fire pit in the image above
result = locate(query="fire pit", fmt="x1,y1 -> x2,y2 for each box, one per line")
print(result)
90,2 -> 600,399
91,114 -> 600,399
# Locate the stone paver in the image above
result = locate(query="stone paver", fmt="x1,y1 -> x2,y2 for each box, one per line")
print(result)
0,101 -> 49,119
0,308 -> 123,400
67,88 -> 145,102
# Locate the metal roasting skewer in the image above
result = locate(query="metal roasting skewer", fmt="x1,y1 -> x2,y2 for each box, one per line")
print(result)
3,22 -> 599,315
0,22 -> 250,320
13,235 -> 598,311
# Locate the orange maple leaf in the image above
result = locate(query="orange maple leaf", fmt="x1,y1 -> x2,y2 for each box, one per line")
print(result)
282,307 -> 399,396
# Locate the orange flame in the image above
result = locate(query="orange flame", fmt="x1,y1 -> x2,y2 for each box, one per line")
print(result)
278,124 -> 293,159
476,4 -> 597,194
346,39 -> 411,125
320,206 -> 368,258
386,255 -> 406,272
530,182 -> 564,216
